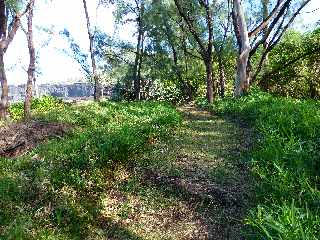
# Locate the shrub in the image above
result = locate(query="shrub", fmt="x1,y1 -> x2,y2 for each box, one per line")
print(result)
9,96 -> 66,121
260,28 -> 320,99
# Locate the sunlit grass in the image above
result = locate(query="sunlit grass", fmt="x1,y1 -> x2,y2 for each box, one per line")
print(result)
0,99 -> 182,239
212,88 -> 320,239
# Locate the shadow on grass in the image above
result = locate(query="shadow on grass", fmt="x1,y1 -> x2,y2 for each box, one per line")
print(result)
114,105 -> 254,239
0,104 -> 252,240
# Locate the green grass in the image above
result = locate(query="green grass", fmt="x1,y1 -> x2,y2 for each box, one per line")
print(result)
211,89 -> 320,239
1,99 -> 253,239
95,105 -> 252,239
0,99 -> 182,239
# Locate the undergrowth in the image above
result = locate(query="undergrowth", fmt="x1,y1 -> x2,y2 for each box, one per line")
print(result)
0,99 -> 182,239
211,89 -> 320,239
8,96 -> 66,121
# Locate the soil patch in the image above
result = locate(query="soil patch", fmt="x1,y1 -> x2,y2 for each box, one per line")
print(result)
0,121 -> 70,158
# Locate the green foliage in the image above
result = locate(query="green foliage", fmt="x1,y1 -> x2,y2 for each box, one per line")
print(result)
261,28 -> 320,99
5,0 -> 24,11
213,89 -> 320,239
0,100 -> 182,239
8,96 -> 65,121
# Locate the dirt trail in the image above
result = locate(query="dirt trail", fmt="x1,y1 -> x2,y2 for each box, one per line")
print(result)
105,104 -> 253,240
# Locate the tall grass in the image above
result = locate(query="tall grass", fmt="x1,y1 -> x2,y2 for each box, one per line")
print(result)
212,89 -> 320,239
0,99 -> 182,239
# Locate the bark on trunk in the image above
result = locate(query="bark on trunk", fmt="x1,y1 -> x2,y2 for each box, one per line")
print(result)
82,0 -> 101,101
0,1 -> 28,120
136,33 -> 144,100
261,0 -> 270,74
205,59 -> 214,104
133,1 -> 144,100
0,51 -> 8,119
262,0 -> 269,49
0,0 -> 7,119
218,56 -> 226,98
24,0 -> 35,121
133,32 -> 141,100
233,0 -> 250,97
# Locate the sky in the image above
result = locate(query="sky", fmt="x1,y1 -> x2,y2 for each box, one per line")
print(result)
6,0 -> 134,85
5,0 -> 320,86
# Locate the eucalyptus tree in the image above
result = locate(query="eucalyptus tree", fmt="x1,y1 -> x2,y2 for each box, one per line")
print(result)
82,0 -> 102,101
0,0 -> 30,119
24,0 -> 35,120
173,0 -> 216,103
232,0 -> 312,96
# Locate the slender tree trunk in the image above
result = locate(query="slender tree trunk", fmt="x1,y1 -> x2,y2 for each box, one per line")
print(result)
261,0 -> 270,76
136,33 -> 144,99
0,0 -> 7,119
218,56 -> 226,98
168,31 -> 183,83
133,32 -> 141,100
82,0 -> 101,101
178,24 -> 193,101
233,0 -> 250,97
0,51 -> 8,119
204,2 -> 215,104
0,1 -> 28,120
205,57 -> 214,104
133,1 -> 144,100
171,45 -> 181,80
262,0 -> 269,50
24,0 -> 35,121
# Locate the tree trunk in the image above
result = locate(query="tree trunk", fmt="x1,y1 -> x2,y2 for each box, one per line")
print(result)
205,58 -> 214,104
261,0 -> 270,76
24,0 -> 35,121
0,0 -> 7,119
0,1 -> 28,120
171,40 -> 190,100
169,36 -> 183,83
233,0 -> 250,97
82,0 -> 101,101
133,1 -> 144,100
218,56 -> 226,98
0,51 -> 8,119
136,33 -> 144,99
133,32 -> 141,100
262,0 -> 269,50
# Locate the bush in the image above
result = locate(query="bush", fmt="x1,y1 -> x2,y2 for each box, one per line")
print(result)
260,28 -> 320,99
212,89 -> 320,239
9,96 -> 65,121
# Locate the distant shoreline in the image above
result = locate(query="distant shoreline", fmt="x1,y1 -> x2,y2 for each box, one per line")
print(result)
1,83 -> 113,102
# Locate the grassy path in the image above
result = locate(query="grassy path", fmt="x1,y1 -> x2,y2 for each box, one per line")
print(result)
0,102 -> 253,239
106,105 -> 253,239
